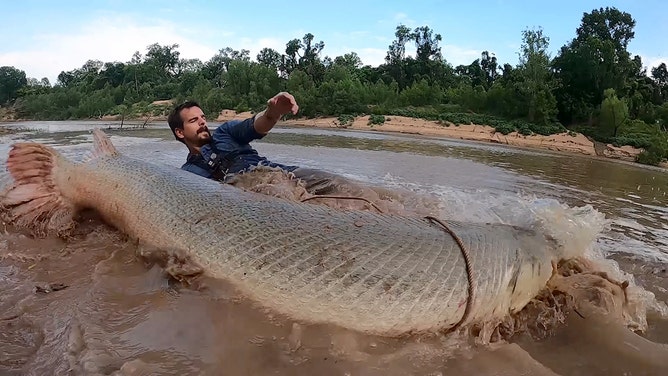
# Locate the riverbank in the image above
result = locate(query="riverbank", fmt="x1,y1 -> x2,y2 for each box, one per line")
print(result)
2,108 -> 666,169
217,110 -> 667,168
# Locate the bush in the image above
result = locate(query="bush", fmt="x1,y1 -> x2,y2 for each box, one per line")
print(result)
380,108 -> 565,136
636,147 -> 665,166
612,135 -> 653,149
368,114 -> 385,126
337,114 -> 354,127
612,120 -> 668,165
495,122 -> 515,135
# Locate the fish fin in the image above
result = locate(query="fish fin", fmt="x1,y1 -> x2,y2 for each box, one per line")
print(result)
92,128 -> 119,157
136,244 -> 204,287
1,142 -> 76,237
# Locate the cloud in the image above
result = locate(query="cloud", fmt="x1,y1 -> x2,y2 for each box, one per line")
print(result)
0,11 -> 499,82
235,37 -> 286,56
640,55 -> 668,71
393,12 -> 420,27
0,13 -> 311,84
324,47 -> 387,67
377,12 -> 417,28
442,44 -> 484,66
332,43 -> 488,68
322,30 -> 389,67
356,48 -> 387,67
0,14 -> 220,83
394,12 -> 409,21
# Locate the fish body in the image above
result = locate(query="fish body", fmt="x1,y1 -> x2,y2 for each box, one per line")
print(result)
1,130 -> 559,336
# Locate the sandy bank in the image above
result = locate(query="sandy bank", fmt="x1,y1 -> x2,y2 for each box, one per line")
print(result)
2,107 -> 663,169
216,110 -> 664,168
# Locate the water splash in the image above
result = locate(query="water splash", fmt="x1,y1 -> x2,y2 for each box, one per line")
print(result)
371,179 -> 668,334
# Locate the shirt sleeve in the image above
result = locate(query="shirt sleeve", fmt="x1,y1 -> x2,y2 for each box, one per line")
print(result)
214,117 -> 266,146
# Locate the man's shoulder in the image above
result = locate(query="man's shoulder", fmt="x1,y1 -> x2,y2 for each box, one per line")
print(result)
212,116 -> 264,144
181,152 -> 212,178
211,119 -> 245,139
215,118 -> 247,131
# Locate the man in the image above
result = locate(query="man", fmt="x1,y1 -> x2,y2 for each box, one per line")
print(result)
168,92 -> 300,180
167,92 -> 362,196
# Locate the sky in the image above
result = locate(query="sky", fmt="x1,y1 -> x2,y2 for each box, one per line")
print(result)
1,0 -> 667,84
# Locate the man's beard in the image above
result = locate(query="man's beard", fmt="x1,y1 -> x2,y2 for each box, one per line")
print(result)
196,129 -> 211,146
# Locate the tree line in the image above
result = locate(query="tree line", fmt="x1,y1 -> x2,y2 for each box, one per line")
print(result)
1,7 -> 667,165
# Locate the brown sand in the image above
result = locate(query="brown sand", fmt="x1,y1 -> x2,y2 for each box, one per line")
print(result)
216,110 -> 667,169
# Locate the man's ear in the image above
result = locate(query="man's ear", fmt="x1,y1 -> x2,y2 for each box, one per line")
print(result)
174,127 -> 185,140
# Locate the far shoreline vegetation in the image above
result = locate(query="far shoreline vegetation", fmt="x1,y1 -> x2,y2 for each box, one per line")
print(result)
1,7 -> 668,166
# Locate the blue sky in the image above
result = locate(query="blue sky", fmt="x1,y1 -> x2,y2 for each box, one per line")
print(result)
1,0 -> 666,84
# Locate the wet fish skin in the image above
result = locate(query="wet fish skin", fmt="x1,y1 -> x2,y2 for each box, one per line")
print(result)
0,130 -> 559,336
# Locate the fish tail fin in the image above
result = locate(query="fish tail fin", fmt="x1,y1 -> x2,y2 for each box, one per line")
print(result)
1,142 -> 77,237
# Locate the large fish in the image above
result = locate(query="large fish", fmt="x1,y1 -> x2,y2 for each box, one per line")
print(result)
0,130 -> 560,336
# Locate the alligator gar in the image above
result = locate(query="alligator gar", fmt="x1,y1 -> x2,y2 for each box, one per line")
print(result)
0,130 -> 560,336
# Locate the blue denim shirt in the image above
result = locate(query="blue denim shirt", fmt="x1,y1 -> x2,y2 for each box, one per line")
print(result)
181,117 -> 297,181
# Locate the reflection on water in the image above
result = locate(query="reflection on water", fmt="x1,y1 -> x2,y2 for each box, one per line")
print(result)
1,121 -> 667,375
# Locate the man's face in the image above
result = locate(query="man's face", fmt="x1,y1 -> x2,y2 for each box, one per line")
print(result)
175,106 -> 211,149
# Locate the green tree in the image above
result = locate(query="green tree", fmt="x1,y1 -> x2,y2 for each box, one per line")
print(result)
399,79 -> 443,106
144,43 -> 181,79
651,63 -> 668,101
333,52 -> 363,72
412,26 -> 442,62
599,88 -> 628,138
625,56 -> 661,122
553,7 -> 636,124
177,58 -> 204,75
480,51 -> 499,89
256,47 -> 283,73
455,59 -> 486,88
18,76 -> 51,97
316,74 -> 366,115
385,24 -> 412,65
98,62 -> 127,87
383,24 -> 412,89
282,33 -> 326,82
298,33 -> 326,83
0,66 -> 28,104
655,103 -> 668,131
203,47 -> 250,87
286,70 -> 317,116
516,27 -> 559,125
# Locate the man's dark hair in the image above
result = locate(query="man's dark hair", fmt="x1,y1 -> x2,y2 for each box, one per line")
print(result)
168,101 -> 201,144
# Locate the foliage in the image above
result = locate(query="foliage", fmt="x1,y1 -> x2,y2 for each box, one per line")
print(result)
515,27 -> 559,126
0,66 -> 28,104
552,7 -> 637,124
368,114 -> 385,126
599,88 -> 629,138
2,6 -> 668,166
614,119 -> 668,165
636,148 -> 665,166
337,114 -> 354,127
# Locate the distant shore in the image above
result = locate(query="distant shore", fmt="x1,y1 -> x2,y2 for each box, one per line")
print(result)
2,108 -> 666,169
217,110 -> 668,169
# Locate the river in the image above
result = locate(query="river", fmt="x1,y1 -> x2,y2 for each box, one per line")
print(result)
1,120 -> 667,375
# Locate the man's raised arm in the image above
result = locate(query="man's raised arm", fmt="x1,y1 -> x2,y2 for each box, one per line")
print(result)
253,92 -> 299,135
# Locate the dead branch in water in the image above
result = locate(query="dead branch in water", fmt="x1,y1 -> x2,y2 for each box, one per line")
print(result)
141,115 -> 152,128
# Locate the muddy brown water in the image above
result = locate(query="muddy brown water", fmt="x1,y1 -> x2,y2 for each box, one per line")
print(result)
1,121 -> 667,375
